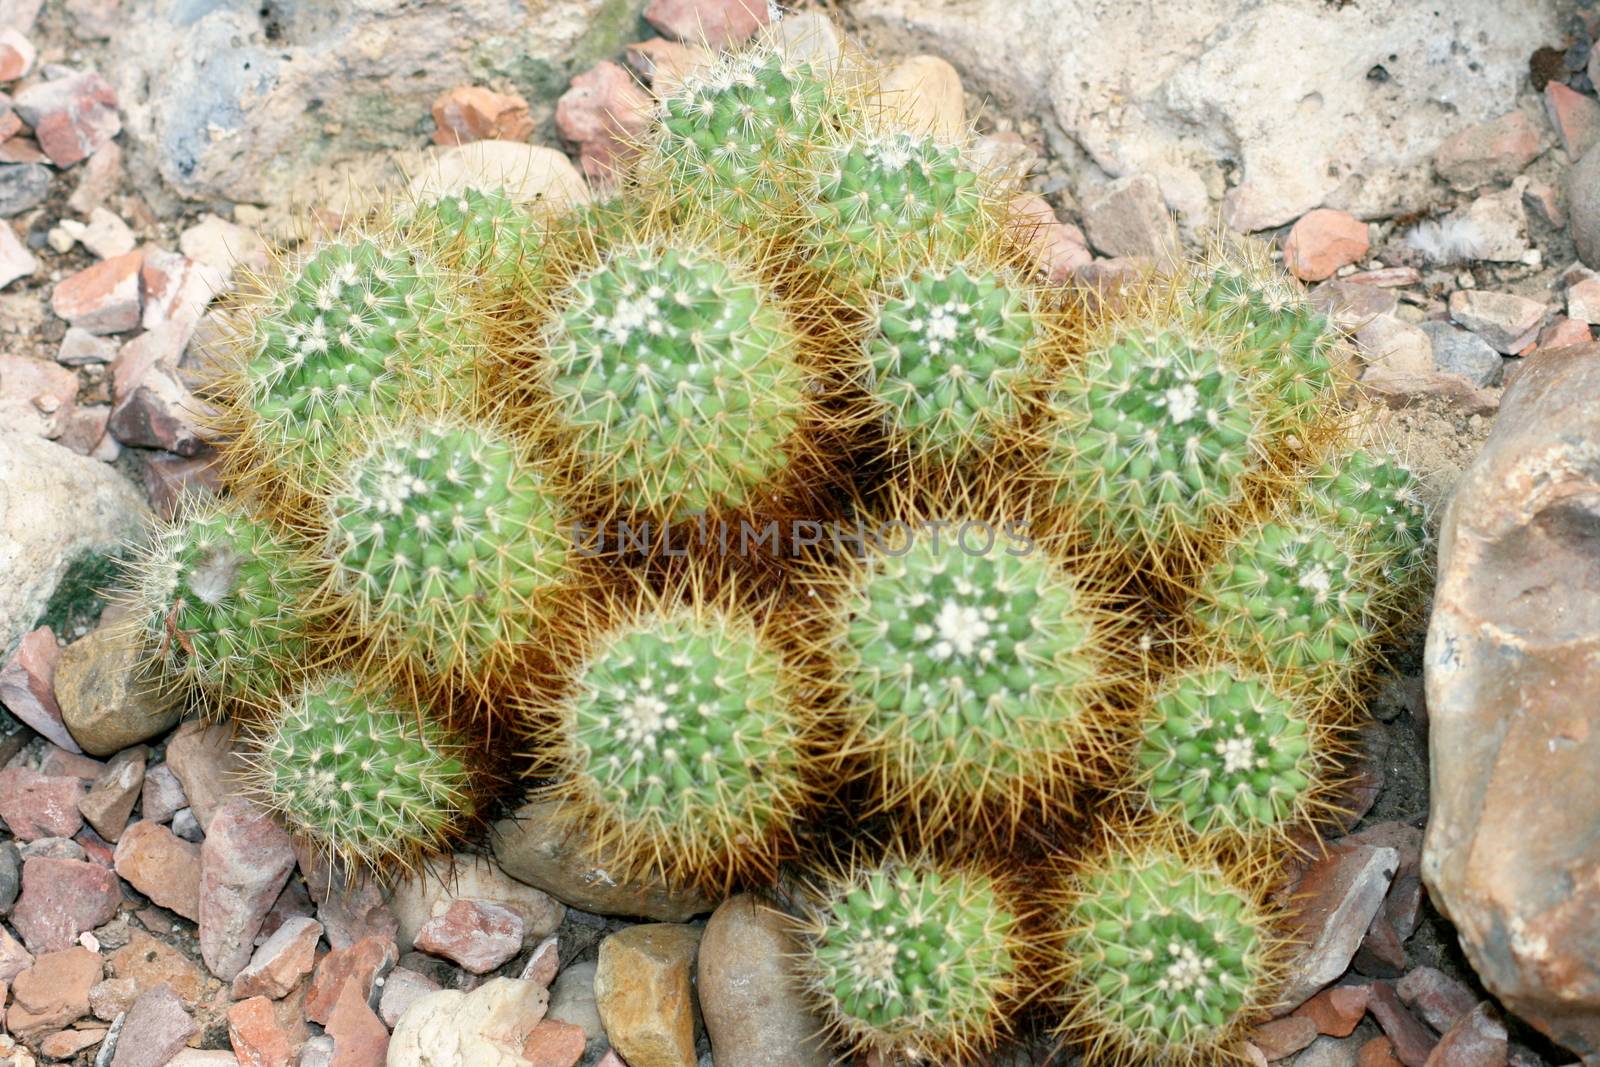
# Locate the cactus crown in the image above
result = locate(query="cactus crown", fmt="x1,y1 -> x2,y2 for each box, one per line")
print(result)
1186,260 -> 1335,416
559,603 -> 806,883
244,239 -> 471,484
655,47 -> 844,225
805,132 -> 985,289
1057,849 -> 1274,1060
247,674 -> 474,870
541,241 -> 811,517
867,262 -> 1039,462
839,520 -> 1105,825
1302,449 -> 1428,582
803,857 -> 1021,1060
126,498 -> 321,702
325,420 -> 571,674
1135,669 -> 1319,837
411,186 -> 541,282
1043,326 -> 1261,550
1193,519 -> 1373,681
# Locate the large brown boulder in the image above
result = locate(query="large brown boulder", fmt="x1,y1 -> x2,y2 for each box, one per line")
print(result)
1423,342 -> 1600,1061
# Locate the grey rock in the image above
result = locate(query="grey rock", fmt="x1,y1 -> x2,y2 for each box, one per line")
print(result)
1419,321 -> 1504,387
0,840 -> 20,914
1082,174 -> 1179,262
1293,1035 -> 1362,1067
698,896 -> 830,1067
1568,141 -> 1600,267
0,163 -> 50,217
547,959 -> 602,1043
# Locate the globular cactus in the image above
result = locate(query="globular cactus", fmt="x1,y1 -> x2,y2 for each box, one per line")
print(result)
121,497 -> 322,707
229,239 -> 475,493
245,673 -> 475,873
827,511 -> 1112,838
866,262 -> 1042,465
649,46 -> 850,226
1049,845 -> 1280,1066
1133,668 -> 1329,841
1039,326 -> 1262,555
804,131 -> 988,291
1191,519 -> 1374,686
1300,448 -> 1429,586
533,590 -> 812,890
324,419 -> 572,678
797,854 -> 1025,1063
409,186 -> 542,283
538,241 -> 816,519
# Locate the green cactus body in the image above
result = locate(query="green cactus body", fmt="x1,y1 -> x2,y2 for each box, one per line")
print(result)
1193,520 -> 1373,681
1303,450 -> 1428,584
868,263 -> 1038,461
1043,328 -> 1261,549
1187,263 -> 1335,419
245,240 -> 473,485
542,243 -> 809,518
841,523 -> 1104,825
250,674 -> 474,870
805,858 -> 1021,1059
1136,670 -> 1318,837
654,48 -> 843,225
411,186 -> 540,282
564,606 -> 805,880
326,421 -> 571,674
1058,850 -> 1273,1059
128,499 -> 321,702
805,132 -> 986,290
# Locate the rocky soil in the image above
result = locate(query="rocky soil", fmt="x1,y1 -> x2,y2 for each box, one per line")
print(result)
0,0 -> 1597,1065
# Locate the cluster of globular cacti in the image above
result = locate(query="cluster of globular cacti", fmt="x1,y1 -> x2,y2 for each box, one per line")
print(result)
104,24 -> 1436,1066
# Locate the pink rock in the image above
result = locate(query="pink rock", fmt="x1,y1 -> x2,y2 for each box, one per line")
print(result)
555,61 -> 652,186
139,763 -> 187,824
520,935 -> 559,987
1345,266 -> 1422,288
51,251 -> 142,335
1424,1004 -> 1506,1067
0,353 -> 80,439
377,966 -> 440,1028
1522,179 -> 1565,227
1362,1037 -> 1406,1067
0,134 -> 46,163
1284,208 -> 1369,282
1294,984 -> 1371,1038
108,930 -> 208,1009
113,819 -> 201,921
1433,112 -> 1542,191
257,875 -> 315,943
232,916 -> 322,1001
431,86 -> 534,146
326,978 -> 389,1067
414,899 -> 524,975
0,627 -> 74,752
75,823 -> 115,866
11,70 -> 120,168
1011,192 -> 1092,283
624,38 -> 713,91
305,935 -> 398,1025
198,799 -> 297,981
1448,290 -> 1545,354
108,364 -> 208,455
0,217 -> 37,289
10,856 -> 120,953
110,322 -> 192,404
89,975 -> 138,1020
0,767 -> 86,842
77,746 -> 146,842
644,0 -> 768,49
39,1027 -> 107,1058
1252,1016 -> 1319,1060
143,449 -> 223,519
57,403 -> 114,459
164,719 -> 245,832
594,1052 -> 627,1067
1344,821 -> 1425,940
1396,967 -> 1478,1034
140,246 -> 223,331
316,877 -> 399,951
1565,276 -> 1600,325
228,995 -> 292,1067
0,924 -> 34,982
1537,316 -> 1592,350
1369,981 -> 1438,1067
4,946 -> 101,1039
1544,82 -> 1600,159
0,28 -> 37,80
109,983 -> 197,1067
1280,842 -> 1399,1006
39,747 -> 104,781
522,1018 -> 587,1067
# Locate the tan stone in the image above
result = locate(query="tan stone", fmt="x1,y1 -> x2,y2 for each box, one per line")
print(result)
1423,341 -> 1600,1061
54,627 -> 183,758
879,55 -> 965,142
594,923 -> 702,1067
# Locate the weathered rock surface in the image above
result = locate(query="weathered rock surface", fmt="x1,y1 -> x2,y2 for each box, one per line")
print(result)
844,0 -> 1558,232
108,0 -> 622,205
698,895 -> 830,1067
0,432 -> 149,654
55,626 -> 184,758
595,923 -> 702,1067
1423,341 -> 1600,1061
387,977 -> 550,1067
389,854 -> 563,952
491,799 -> 714,921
